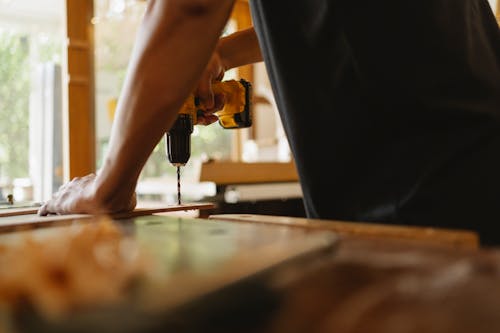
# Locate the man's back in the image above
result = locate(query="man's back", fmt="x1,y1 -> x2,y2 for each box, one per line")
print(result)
250,0 -> 500,244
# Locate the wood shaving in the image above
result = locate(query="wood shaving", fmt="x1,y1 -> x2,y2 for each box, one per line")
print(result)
0,217 -> 150,319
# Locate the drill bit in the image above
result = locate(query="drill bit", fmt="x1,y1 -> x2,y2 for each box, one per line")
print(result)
177,166 -> 181,205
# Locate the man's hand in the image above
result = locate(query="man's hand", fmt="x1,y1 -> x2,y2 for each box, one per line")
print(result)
195,51 -> 226,125
194,27 -> 263,126
38,174 -> 136,216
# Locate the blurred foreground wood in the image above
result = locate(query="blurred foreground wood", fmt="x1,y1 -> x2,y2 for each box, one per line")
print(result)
255,240 -> 500,333
207,214 -> 500,333
2,212 -> 496,333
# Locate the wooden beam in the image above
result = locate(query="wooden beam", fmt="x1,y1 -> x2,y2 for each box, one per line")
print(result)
497,0 -> 500,24
65,0 -> 95,180
200,161 -> 299,184
231,0 -> 254,83
0,203 -> 216,232
230,0 -> 255,160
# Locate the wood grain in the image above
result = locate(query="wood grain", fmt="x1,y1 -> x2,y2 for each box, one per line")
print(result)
209,214 -> 480,250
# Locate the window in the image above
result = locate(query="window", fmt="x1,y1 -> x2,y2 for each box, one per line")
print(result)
0,0 -> 65,206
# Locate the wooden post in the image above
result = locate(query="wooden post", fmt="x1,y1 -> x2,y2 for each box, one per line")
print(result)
496,0 -> 500,24
230,0 -> 255,160
65,0 -> 95,180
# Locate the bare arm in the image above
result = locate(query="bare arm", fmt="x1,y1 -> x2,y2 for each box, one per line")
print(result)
219,27 -> 263,70
39,0 -> 236,215
196,27 -> 263,115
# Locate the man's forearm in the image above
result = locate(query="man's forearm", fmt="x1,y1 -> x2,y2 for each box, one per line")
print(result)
94,0 -> 235,208
218,27 -> 263,71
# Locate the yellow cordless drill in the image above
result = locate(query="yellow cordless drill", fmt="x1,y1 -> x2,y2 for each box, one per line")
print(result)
165,79 -> 252,204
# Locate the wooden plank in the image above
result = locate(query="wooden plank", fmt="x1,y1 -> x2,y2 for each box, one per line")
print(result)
208,214 -> 480,250
0,207 -> 40,218
111,203 -> 215,219
0,203 -> 215,232
200,161 -> 299,184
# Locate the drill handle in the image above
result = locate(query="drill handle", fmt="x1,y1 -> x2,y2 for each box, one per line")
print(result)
213,79 -> 252,129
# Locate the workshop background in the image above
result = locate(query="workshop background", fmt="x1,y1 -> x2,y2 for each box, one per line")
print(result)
1,2 -> 500,333
0,0 -> 310,217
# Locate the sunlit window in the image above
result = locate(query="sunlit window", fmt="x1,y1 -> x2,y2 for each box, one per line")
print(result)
0,0 -> 65,207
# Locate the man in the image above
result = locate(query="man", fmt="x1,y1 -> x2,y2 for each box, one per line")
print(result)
40,1 -> 500,244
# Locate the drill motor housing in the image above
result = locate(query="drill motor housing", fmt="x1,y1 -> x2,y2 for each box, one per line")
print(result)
165,79 -> 252,166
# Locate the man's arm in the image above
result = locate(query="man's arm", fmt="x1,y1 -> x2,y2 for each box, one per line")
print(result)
39,0 -> 236,215
219,27 -> 263,70
196,27 -> 263,122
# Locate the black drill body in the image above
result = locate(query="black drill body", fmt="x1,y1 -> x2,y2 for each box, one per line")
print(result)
166,114 -> 194,166
165,79 -> 252,205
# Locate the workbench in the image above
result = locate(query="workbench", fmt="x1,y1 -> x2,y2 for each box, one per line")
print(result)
209,215 -> 500,333
1,208 -> 499,333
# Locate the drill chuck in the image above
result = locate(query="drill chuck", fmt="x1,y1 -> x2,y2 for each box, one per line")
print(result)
165,114 -> 193,166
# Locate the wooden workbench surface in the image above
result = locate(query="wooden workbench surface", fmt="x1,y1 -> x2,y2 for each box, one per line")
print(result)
0,213 -> 337,332
2,212 -> 499,333
251,239 -> 500,333
209,213 -> 480,249
206,214 -> 500,333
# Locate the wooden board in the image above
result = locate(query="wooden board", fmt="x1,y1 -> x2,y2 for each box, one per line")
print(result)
200,161 -> 299,185
0,207 -> 40,217
208,214 -> 480,250
0,202 -> 215,233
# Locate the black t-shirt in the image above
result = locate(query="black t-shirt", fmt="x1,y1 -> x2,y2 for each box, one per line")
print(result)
250,0 -> 500,244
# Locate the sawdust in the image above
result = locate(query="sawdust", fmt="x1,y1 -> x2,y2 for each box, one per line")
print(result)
0,217 -> 151,320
